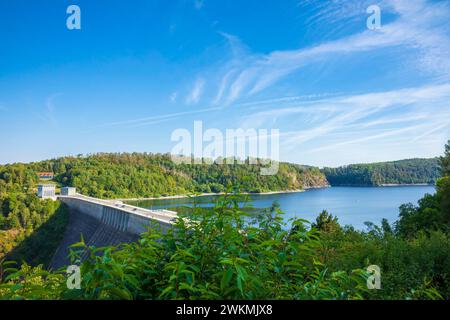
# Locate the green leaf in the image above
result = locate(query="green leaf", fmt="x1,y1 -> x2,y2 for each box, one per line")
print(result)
108,287 -> 133,300
221,268 -> 234,290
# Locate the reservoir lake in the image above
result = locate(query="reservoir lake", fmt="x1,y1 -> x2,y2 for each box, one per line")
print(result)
131,186 -> 436,230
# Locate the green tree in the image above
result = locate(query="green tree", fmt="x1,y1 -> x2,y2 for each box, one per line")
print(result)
440,141 -> 450,177
312,210 -> 341,233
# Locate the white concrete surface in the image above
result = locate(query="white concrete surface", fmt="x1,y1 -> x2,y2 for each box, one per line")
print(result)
58,194 -> 176,235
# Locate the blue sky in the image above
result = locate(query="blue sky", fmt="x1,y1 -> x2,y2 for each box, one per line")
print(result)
0,0 -> 449,167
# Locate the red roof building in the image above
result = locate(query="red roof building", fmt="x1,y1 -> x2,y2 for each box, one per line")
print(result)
38,172 -> 54,180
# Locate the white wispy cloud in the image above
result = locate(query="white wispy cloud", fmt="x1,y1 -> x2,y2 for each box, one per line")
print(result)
305,124 -> 435,156
169,0 -> 450,107
99,106 -> 223,128
202,0 -> 450,105
95,0 -> 450,165
186,78 -> 205,105
350,113 -> 429,128
169,92 -> 178,103
212,68 -> 238,105
237,83 -> 450,150
282,83 -> 450,148
44,93 -> 63,126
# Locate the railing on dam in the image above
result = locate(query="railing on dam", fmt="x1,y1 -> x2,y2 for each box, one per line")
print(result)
57,194 -> 177,235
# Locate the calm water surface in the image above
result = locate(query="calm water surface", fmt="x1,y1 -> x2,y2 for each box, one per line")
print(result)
132,186 -> 435,230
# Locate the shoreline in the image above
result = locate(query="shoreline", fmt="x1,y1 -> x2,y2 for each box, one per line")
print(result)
379,183 -> 433,187
115,187 -> 325,202
114,183 -> 431,202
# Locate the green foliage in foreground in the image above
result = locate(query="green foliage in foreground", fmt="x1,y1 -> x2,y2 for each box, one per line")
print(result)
314,219 -> 448,300
0,193 -> 372,300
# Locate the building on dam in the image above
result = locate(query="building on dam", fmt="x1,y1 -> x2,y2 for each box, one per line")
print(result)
61,187 -> 77,196
37,184 -> 56,199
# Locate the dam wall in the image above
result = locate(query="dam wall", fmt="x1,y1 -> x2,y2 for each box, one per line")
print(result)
50,195 -> 176,269
58,195 -> 175,235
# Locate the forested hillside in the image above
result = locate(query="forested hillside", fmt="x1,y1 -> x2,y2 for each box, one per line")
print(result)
323,158 -> 439,186
17,153 -> 328,198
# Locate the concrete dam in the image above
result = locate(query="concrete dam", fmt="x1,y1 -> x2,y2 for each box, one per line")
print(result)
50,194 -> 177,269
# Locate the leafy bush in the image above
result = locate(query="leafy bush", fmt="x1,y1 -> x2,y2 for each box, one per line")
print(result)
316,226 -> 448,299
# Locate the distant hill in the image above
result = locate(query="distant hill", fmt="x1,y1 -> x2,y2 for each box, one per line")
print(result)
322,158 -> 440,186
